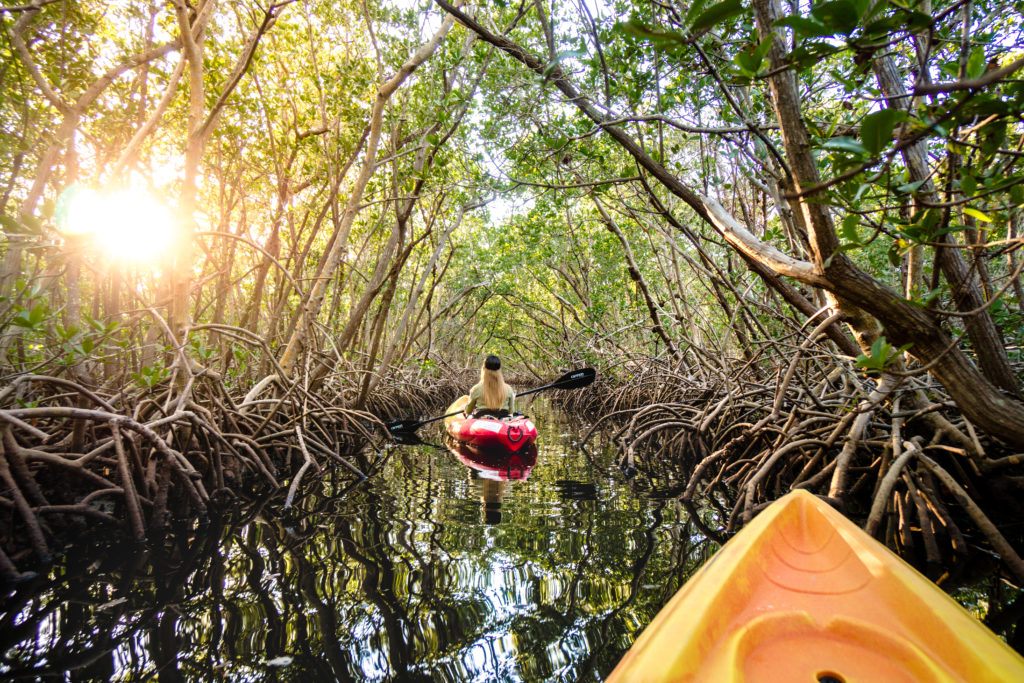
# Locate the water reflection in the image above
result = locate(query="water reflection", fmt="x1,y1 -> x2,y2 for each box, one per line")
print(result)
452,442 -> 537,482
450,442 -> 537,526
0,399 -> 717,681
8,399 -> 1016,680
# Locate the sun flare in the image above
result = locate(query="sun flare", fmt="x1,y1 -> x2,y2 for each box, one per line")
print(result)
59,186 -> 177,264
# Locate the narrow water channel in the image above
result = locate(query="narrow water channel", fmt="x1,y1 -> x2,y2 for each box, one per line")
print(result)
2,398 -> 1018,680
0,398 -> 717,681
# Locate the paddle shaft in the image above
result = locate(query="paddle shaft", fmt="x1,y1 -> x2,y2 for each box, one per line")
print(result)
388,368 -> 595,434
517,370 -> 592,398
398,375 -> 572,428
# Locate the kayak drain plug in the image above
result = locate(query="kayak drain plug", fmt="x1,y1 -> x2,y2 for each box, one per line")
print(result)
817,673 -> 844,683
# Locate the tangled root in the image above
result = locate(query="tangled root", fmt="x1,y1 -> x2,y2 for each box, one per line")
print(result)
558,349 -> 1024,585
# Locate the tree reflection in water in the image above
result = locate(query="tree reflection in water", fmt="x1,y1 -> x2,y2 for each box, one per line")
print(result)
1,400 -> 719,681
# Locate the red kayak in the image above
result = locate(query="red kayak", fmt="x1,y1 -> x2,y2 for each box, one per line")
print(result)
443,396 -> 538,453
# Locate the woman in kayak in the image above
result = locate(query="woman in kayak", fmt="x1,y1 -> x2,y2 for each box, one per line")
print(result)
464,355 -> 516,418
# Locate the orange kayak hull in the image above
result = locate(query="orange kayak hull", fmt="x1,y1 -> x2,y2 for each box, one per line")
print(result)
608,489 -> 1024,682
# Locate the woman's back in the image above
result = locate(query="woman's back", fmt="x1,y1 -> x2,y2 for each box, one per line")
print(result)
465,355 -> 515,415
467,380 -> 515,413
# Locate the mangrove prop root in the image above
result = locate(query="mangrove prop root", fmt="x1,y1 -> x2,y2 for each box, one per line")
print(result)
0,359 -> 465,577
558,345 -> 1024,581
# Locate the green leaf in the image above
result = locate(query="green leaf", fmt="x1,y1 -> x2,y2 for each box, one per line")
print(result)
11,303 -> 48,330
918,208 -> 940,233
870,336 -> 888,359
789,41 -> 842,67
685,0 -> 711,26
855,335 -> 909,374
902,10 -> 933,31
1010,184 -> 1024,206
840,215 -> 861,244
0,214 -> 22,233
963,207 -> 992,223
690,0 -> 745,32
896,179 -> 927,193
966,46 -> 986,80
616,19 -> 687,49
887,243 -> 901,267
11,313 -> 34,329
860,108 -> 903,156
959,173 -> 977,197
775,15 -> 831,37
849,0 -> 870,18
811,0 -> 860,34
821,136 -> 867,155
980,121 -> 1006,156
734,39 -> 771,75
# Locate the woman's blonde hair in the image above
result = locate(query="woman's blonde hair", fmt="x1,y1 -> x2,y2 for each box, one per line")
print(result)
481,355 -> 510,409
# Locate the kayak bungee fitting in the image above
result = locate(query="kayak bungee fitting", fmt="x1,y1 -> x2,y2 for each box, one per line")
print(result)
607,489 -> 1024,682
443,396 -> 538,453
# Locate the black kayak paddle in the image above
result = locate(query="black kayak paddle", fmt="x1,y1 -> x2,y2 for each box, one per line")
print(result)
386,367 -> 596,436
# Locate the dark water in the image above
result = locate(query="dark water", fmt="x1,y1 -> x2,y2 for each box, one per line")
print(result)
3,398 -> 1021,681
0,399 -> 718,681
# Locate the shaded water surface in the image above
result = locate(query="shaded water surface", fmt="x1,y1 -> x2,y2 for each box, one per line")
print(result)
0,399 -> 717,681
5,399 -> 1021,680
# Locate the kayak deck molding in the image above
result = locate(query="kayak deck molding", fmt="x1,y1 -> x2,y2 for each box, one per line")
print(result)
607,489 -> 1024,682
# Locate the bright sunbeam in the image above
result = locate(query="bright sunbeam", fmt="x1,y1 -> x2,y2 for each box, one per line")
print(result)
58,186 -> 176,264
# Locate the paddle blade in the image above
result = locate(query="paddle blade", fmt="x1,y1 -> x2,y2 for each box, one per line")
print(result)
548,367 -> 596,390
386,419 -> 421,435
